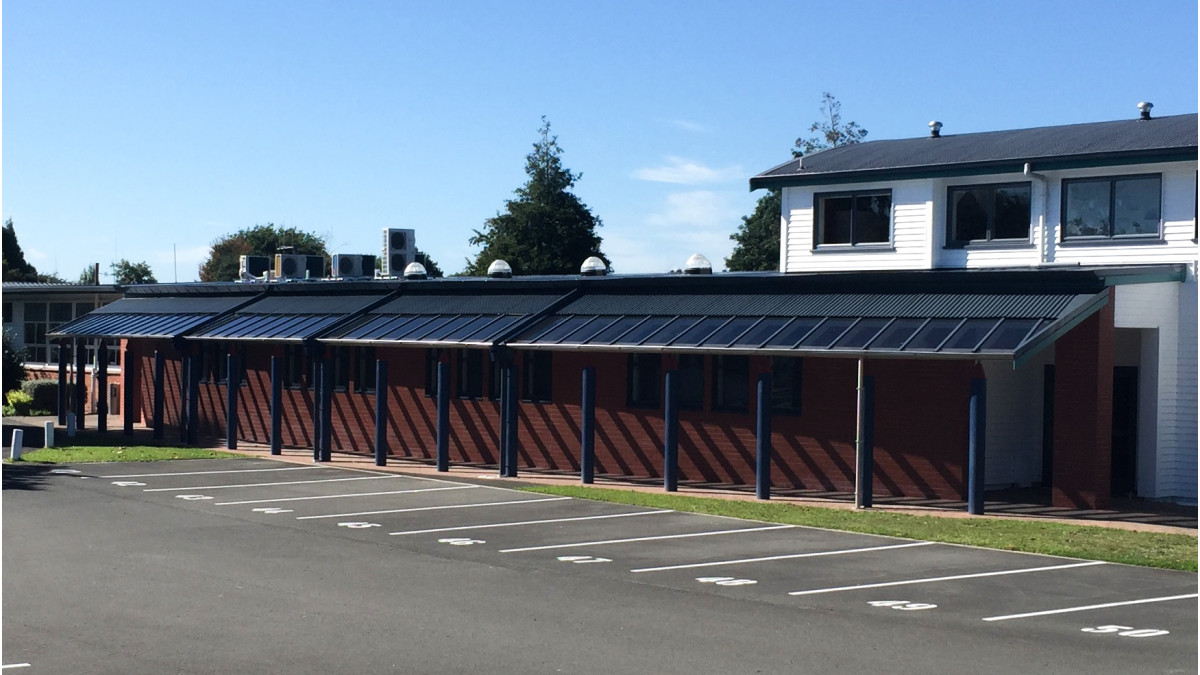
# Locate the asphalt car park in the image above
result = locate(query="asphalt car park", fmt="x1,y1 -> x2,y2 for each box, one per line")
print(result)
4,458 -> 1196,674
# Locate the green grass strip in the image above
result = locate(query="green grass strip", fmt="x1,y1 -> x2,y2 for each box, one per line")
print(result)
8,445 -> 244,464
521,485 -> 1197,572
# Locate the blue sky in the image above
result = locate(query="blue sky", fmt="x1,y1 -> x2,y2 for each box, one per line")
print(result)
4,0 -> 1197,282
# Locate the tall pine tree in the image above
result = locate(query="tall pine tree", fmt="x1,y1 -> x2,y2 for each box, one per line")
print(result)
466,118 -> 607,276
727,93 -> 868,271
2,219 -> 39,282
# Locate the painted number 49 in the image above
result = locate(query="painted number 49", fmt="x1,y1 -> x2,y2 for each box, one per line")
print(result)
1082,624 -> 1169,638
870,600 -> 937,611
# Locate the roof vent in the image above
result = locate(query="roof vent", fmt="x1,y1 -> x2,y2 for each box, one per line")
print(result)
1137,101 -> 1153,120
580,256 -> 607,276
929,120 -> 943,138
403,262 -> 428,280
487,259 -> 513,279
683,253 -> 713,275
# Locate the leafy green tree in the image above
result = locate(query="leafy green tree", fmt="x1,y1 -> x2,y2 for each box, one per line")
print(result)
36,272 -> 68,283
78,266 -> 99,284
199,224 -> 329,282
2,219 -> 39,282
727,93 -> 868,271
793,91 -> 868,158
2,330 -> 26,394
110,259 -> 157,285
726,189 -> 782,272
466,118 -> 607,276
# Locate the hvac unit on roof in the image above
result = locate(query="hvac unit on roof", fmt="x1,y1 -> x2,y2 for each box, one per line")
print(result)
381,228 -> 416,277
239,255 -> 271,278
275,254 -> 325,280
331,253 -> 376,279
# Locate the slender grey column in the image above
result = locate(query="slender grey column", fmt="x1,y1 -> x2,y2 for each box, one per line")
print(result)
96,339 -> 109,432
74,339 -> 87,431
57,343 -> 68,426
504,363 -> 519,478
270,356 -> 282,455
225,353 -> 239,450
580,367 -> 596,485
374,359 -> 388,466
663,370 -> 678,492
122,344 -> 135,436
320,359 -> 333,462
968,378 -> 987,515
755,373 -> 772,500
436,361 -> 450,472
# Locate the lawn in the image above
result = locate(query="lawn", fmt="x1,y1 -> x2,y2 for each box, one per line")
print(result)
522,485 -> 1198,572
7,443 -> 243,464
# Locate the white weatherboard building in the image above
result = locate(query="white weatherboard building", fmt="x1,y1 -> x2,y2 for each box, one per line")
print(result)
752,108 -> 1198,504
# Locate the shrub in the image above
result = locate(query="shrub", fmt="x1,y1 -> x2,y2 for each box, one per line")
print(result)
5,390 -> 33,415
22,379 -> 59,414
2,330 -> 25,394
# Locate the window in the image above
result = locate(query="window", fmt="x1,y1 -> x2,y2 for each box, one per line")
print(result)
523,351 -> 553,403
331,346 -> 350,392
489,358 -> 504,401
770,357 -> 802,415
457,349 -> 483,399
199,343 -> 229,384
425,349 -> 440,397
2,303 -> 11,324
627,354 -> 660,408
712,355 -> 749,412
947,183 -> 1031,245
678,354 -> 705,411
1062,175 -> 1161,239
354,347 -> 376,393
815,190 -> 892,246
284,345 -> 307,389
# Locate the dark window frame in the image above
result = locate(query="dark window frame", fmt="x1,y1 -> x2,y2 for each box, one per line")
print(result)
769,357 -> 802,415
353,346 -> 377,394
283,345 -> 307,390
488,358 -> 504,401
945,181 -> 1033,246
813,189 -> 893,248
711,354 -> 750,413
331,346 -> 351,393
1061,173 -> 1162,241
626,353 -> 661,409
457,349 -> 484,400
522,351 -> 553,403
424,349 -> 441,398
677,354 -> 705,411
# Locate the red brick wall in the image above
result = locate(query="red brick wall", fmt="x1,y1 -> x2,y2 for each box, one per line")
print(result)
124,339 -> 989,502
1051,294 -> 1115,509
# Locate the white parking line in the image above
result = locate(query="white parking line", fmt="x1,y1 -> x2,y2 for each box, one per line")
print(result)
100,466 -> 318,479
632,541 -> 933,573
215,485 -> 479,506
294,496 -> 572,520
982,593 -> 1199,622
389,510 -> 670,536
500,524 -> 795,553
2,664 -> 31,670
142,476 -> 397,492
787,560 -> 1107,596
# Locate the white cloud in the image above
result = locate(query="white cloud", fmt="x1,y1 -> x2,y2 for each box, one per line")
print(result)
645,190 -> 742,230
632,157 -> 743,185
669,119 -> 710,133
602,190 -> 742,273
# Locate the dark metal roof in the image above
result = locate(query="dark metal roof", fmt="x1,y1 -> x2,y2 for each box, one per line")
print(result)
368,292 -> 566,316
190,293 -> 391,341
507,291 -> 1107,362
48,295 -> 254,339
751,113 -> 1198,189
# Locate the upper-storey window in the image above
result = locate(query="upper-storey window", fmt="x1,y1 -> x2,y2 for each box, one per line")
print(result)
1062,174 -> 1161,240
947,183 -> 1031,245
815,190 -> 892,247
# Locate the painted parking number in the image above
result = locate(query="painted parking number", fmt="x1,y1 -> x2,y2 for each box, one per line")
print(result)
870,600 -> 937,611
175,494 -> 213,501
438,537 -> 485,545
252,507 -> 294,514
697,576 -> 757,586
112,481 -> 146,487
1081,624 -> 1169,638
339,522 -> 382,529
557,555 -> 611,564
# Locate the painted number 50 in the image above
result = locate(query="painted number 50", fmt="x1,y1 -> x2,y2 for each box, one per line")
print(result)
1082,624 -> 1169,638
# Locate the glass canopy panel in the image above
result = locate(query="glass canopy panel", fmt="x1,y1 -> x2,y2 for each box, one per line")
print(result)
611,316 -> 673,345
942,318 -> 1001,351
383,316 -> 433,340
403,316 -> 457,341
762,318 -> 822,348
832,318 -> 891,349
441,316 -> 501,342
798,318 -> 858,348
867,318 -> 926,349
469,315 -> 522,342
699,317 -> 760,347
421,315 -> 476,341
641,317 -> 702,346
671,317 -> 730,346
589,316 -> 646,344
561,316 -> 620,344
536,316 -> 595,343
903,319 -> 964,351
342,315 -> 394,340
731,317 -> 790,347
978,319 -> 1040,351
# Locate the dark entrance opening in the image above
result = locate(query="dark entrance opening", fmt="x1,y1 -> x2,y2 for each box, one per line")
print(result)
1110,366 -> 1139,498
1040,365 -> 1054,488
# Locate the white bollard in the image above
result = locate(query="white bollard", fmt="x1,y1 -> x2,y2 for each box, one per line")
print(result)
10,429 -> 24,460
44,421 -> 55,448
66,413 -> 77,438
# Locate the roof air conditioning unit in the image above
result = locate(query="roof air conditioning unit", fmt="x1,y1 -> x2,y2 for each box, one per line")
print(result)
275,254 -> 325,280
331,253 -> 376,279
239,255 -> 271,278
382,228 -> 416,277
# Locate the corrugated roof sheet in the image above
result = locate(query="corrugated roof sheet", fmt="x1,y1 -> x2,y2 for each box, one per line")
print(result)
368,293 -> 564,316
752,113 -> 1197,186
49,295 -> 254,338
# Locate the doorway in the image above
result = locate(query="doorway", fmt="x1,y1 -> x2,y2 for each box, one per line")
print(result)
1110,366 -> 1139,498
